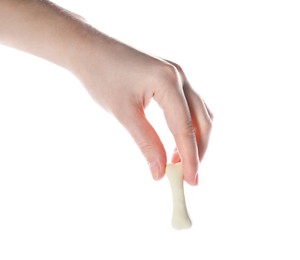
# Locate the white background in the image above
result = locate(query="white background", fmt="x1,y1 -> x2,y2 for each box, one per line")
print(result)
0,0 -> 300,259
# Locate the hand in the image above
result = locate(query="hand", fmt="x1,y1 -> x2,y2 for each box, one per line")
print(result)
0,0 -> 212,185
72,38 -> 213,185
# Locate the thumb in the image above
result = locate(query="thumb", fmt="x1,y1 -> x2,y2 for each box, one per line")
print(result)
118,108 -> 167,180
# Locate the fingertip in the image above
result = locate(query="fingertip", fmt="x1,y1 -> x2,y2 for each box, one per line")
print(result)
182,161 -> 199,186
170,148 -> 199,185
122,109 -> 167,182
171,148 -> 181,164
184,175 -> 198,186
149,158 -> 166,181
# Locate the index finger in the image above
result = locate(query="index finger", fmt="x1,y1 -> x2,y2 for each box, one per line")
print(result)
153,66 -> 199,185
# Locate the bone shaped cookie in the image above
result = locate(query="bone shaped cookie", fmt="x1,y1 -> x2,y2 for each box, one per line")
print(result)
166,162 -> 192,230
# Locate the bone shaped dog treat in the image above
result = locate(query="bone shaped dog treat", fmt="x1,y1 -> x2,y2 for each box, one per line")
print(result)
166,162 -> 192,230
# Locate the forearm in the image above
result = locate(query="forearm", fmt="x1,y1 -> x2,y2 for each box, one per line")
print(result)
0,1 -> 211,185
0,0 -> 105,72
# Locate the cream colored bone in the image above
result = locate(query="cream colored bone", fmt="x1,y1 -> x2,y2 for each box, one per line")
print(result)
166,163 -> 192,230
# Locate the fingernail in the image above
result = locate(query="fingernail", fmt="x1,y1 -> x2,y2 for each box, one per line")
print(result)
195,173 -> 199,185
149,160 -> 163,181
185,172 -> 198,186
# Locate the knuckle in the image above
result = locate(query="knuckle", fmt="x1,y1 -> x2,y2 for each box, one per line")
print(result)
136,139 -> 166,167
174,122 -> 196,139
163,60 -> 184,75
153,63 -> 182,106
170,62 -> 184,75
157,63 -> 181,88
209,111 -> 214,121
202,118 -> 213,132
136,140 -> 156,159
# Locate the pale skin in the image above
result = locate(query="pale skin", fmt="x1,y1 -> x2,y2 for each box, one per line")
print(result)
0,0 -> 213,185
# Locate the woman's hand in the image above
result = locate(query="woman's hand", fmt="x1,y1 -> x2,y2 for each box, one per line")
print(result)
0,0 -> 213,185
72,38 -> 213,185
